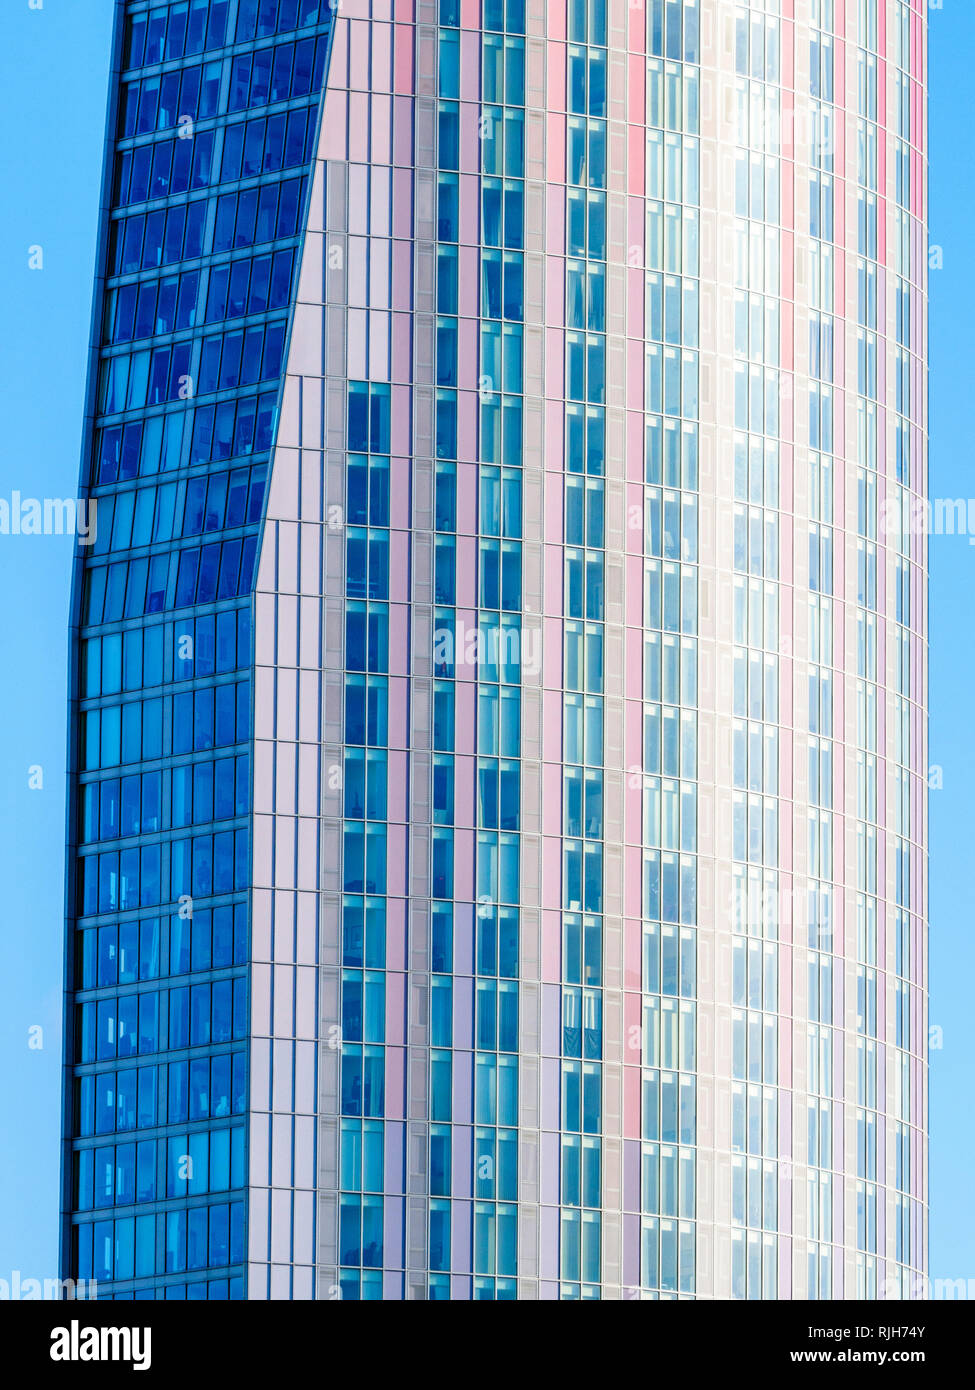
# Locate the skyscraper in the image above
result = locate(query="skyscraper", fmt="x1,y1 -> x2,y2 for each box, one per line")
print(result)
62,0 -> 928,1301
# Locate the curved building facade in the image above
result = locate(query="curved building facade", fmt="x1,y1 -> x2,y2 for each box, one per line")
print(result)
63,0 -> 928,1300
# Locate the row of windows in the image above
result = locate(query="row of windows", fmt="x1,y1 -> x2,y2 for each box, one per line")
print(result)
732,647 -> 778,723
645,486 -> 697,564
81,537 -> 257,626
197,317 -> 286,393
395,1049 -> 520,1128
117,1278 -> 244,1300
343,748 -> 387,821
644,850 -> 698,927
183,458 -> 268,532
645,131 -> 699,206
642,1142 -> 695,1221
732,720 -> 778,796
77,977 -> 247,1063
732,1009 -> 777,1085
75,1050 -> 247,1137
74,1125 -> 245,1209
110,176 -> 305,278
438,31 -> 525,108
115,129 -> 214,208
642,1069 -> 696,1146
100,339 -> 191,414
120,61 -> 221,138
105,251 -> 294,344
440,178 -> 522,261
645,344 -> 699,421
81,611 -> 249,697
648,57 -> 700,136
219,106 -> 317,184
123,0 -> 325,74
732,1081 -> 778,1159
735,151 -> 781,227
78,828 -> 250,914
418,977 -> 520,1054
644,558 -> 698,636
114,104 -> 315,210
649,0 -> 699,64
74,1201 -> 245,1282
227,35 -> 329,112
338,1195 -> 385,1269
440,0 -> 525,36
188,388 -> 278,464
480,177 -> 525,250
645,201 -> 699,279
431,610 -> 529,685
733,4 -> 779,84
561,987 -> 602,1060
100,318 -> 285,413
123,1 -> 231,70
344,675 -> 388,749
420,1126 -> 521,1202
407,1207 -> 518,1286
233,0 -> 328,45
643,922 -> 696,999
733,219 -> 779,297
734,504 -> 779,580
562,764 -> 601,840
79,755 -> 249,844
729,1227 -> 776,1299
733,573 -> 777,658
643,998 -> 696,1071
107,268 -> 196,343
365,898 -> 518,982
92,393 -> 270,492
77,905 -> 247,989
86,465 -> 265,565
646,272 -> 700,351
734,79 -> 783,159
347,529 -> 390,602
561,839 -> 604,914
731,792 -> 778,869
646,420 -> 698,496
643,777 -> 697,853
566,45 -> 606,120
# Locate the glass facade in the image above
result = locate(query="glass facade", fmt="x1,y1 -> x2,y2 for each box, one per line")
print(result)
62,0 -> 334,1299
64,0 -> 928,1300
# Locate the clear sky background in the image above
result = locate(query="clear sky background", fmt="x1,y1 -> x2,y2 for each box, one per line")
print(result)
0,0 -> 972,1290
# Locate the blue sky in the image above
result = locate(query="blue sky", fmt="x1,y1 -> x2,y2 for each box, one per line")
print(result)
0,0 -> 971,1288
925,0 -> 975,1284
0,0 -> 115,1279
